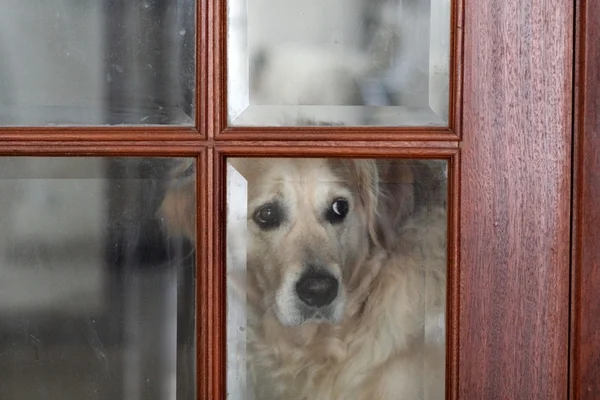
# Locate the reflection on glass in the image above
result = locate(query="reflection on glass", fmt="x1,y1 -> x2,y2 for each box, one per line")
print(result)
0,0 -> 195,126
0,157 -> 196,400
228,0 -> 451,127
225,158 -> 448,399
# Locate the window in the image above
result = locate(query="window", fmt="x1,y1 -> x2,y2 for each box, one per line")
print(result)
0,0 -> 580,398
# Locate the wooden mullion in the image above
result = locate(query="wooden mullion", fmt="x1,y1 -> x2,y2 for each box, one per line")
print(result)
197,0 -> 209,134
0,128 -> 202,143
197,149 -> 210,400
216,127 -> 459,142
570,0 -> 600,398
0,142 -> 206,156
213,143 -> 458,157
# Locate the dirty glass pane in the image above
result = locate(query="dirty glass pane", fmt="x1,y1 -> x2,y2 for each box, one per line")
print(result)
228,0 -> 451,127
0,157 -> 196,400
0,0 -> 195,126
225,157 -> 448,399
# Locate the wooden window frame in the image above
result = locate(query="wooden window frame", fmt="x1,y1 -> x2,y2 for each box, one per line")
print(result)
0,0 -> 584,398
571,0 -> 600,398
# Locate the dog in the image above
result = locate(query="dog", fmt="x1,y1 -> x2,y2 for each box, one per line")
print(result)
160,157 -> 447,400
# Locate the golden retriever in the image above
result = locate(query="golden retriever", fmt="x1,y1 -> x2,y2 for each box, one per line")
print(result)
160,157 -> 447,400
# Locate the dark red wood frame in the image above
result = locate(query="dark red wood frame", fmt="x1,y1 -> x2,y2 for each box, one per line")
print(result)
0,0 -> 591,398
209,0 -> 465,142
457,0 -> 573,398
571,0 -> 600,398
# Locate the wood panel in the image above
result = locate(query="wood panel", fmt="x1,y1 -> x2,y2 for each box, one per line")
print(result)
571,0 -> 600,398
459,0 -> 573,398
217,127 -> 460,142
0,127 -> 200,142
0,142 -> 204,156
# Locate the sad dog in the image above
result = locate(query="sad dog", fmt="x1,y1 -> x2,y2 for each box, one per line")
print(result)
160,157 -> 447,400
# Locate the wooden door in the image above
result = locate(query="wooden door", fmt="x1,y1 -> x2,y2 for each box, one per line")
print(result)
202,0 -> 575,397
0,0 -> 580,399
457,0 -> 573,397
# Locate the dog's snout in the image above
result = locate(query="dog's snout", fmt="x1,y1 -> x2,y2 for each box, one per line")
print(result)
295,270 -> 339,308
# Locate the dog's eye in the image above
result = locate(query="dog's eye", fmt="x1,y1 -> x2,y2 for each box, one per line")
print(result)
326,198 -> 349,223
253,203 -> 283,229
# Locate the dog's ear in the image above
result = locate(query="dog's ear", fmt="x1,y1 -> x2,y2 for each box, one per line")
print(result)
410,160 -> 447,208
345,159 -> 381,248
375,159 -> 448,248
158,160 -> 196,240
375,160 -> 416,248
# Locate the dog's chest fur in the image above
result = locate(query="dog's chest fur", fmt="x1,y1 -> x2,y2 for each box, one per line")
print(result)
241,207 -> 447,400
247,244 -> 446,398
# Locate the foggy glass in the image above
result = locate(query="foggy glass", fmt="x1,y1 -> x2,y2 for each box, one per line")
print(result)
0,157 -> 196,400
227,0 -> 451,127
0,0 -> 195,126
225,157 -> 448,399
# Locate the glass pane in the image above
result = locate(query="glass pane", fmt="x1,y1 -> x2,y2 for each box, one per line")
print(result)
228,0 -> 451,127
0,157 -> 196,399
225,158 -> 448,399
0,0 -> 195,126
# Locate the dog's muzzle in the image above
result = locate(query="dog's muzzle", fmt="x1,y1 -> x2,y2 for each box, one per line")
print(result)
295,269 -> 339,308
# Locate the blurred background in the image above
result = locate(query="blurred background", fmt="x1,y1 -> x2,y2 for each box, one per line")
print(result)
0,157 -> 196,400
0,0 -> 195,125
0,0 -> 450,127
229,0 -> 451,126
0,0 -> 450,398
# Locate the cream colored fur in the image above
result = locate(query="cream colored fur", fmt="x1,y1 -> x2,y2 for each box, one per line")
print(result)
247,211 -> 446,400
160,158 -> 447,400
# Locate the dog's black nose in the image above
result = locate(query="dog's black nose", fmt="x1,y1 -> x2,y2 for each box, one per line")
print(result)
295,270 -> 339,308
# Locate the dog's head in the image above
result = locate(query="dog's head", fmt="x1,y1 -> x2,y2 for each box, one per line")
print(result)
159,157 -> 445,327
228,158 -> 382,326
158,160 -> 196,240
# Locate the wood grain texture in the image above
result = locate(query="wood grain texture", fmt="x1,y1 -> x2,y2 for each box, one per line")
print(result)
208,148 -> 227,400
0,141 -> 205,156
0,0 -> 580,398
199,148 -> 224,400
0,127 -> 200,142
208,0 -> 225,138
447,150 -> 460,400
197,0 -> 208,133
571,0 -> 600,398
215,143 -> 458,156
459,0 -> 573,398
217,127 -> 460,142
450,0 -> 465,139
0,140 -> 458,156
196,150 -> 210,400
